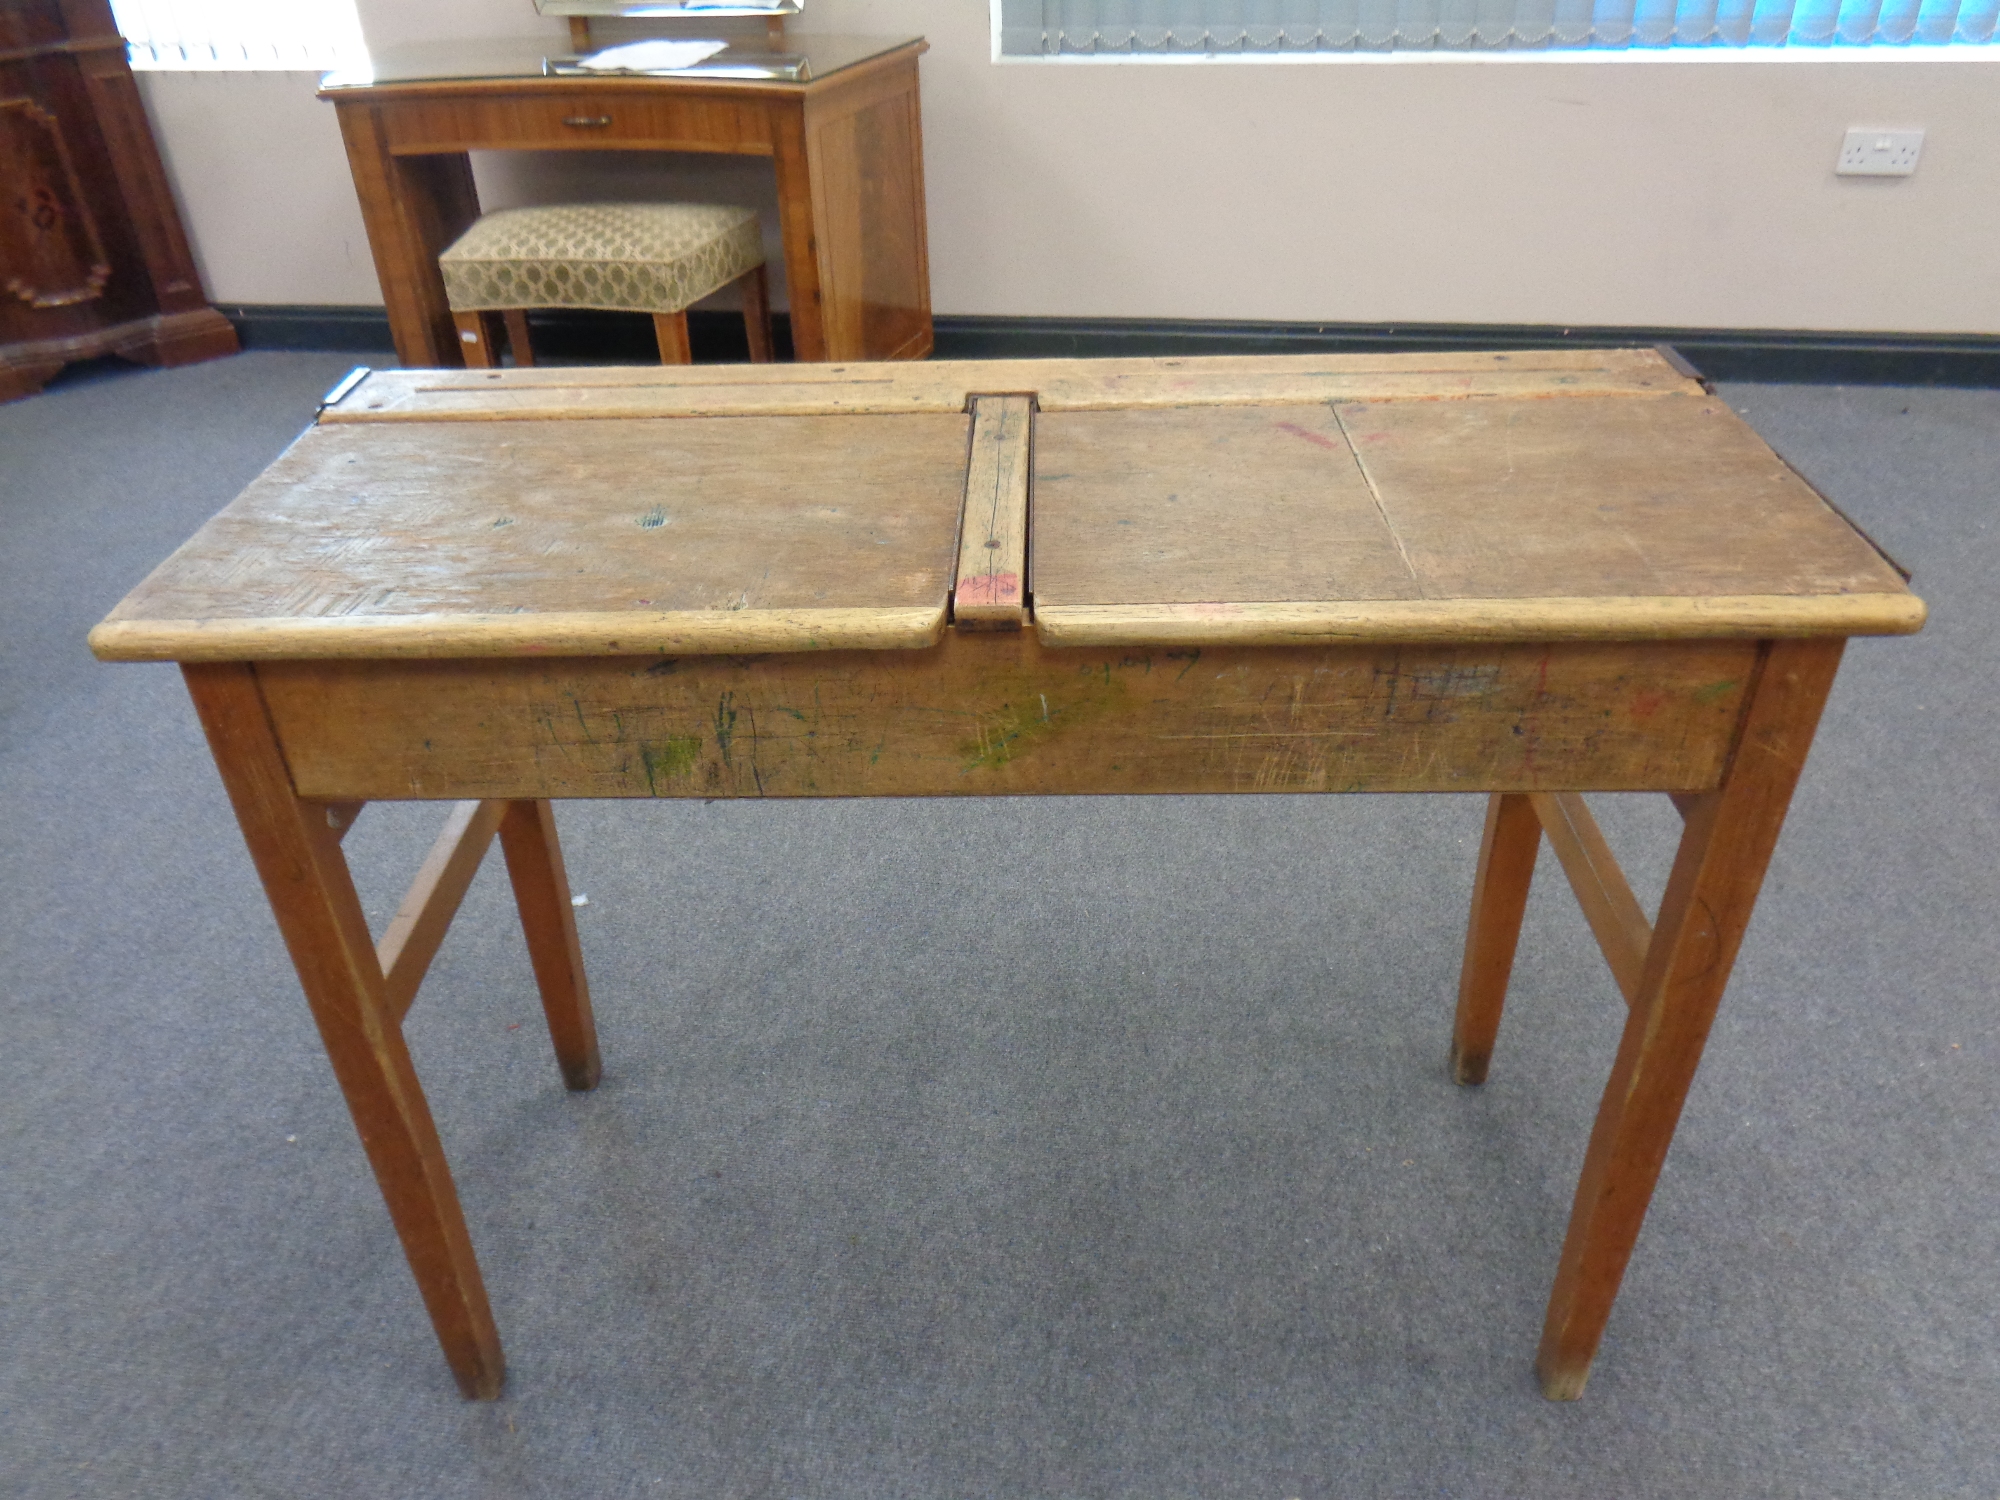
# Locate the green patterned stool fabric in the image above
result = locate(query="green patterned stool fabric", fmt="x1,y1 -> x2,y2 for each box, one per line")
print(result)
438,203 -> 763,315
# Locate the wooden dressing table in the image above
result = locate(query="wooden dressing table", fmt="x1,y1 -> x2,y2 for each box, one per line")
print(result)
318,34 -> 930,368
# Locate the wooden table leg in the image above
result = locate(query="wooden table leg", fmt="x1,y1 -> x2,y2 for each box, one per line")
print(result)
182,662 -> 505,1399
1452,791 -> 1542,1086
452,311 -> 501,369
499,800 -> 601,1092
769,106 -> 828,362
1534,638 -> 1845,1399
740,264 -> 774,364
330,102 -> 479,369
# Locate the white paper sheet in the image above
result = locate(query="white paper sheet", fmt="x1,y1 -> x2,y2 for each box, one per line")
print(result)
573,39 -> 729,72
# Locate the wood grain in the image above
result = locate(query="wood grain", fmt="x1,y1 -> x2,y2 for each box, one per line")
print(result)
1031,403 -> 1422,611
91,608 -> 948,663
497,800 -> 600,1092
252,636 -> 1758,802
1334,395 -> 1913,603
1451,792 -> 1542,1087
1530,791 -> 1652,1007
319,348 -> 1700,424
322,42 -> 932,364
740,264 -> 773,363
90,413 -> 971,661
1032,596 -> 1926,646
181,663 -> 504,1399
377,798 -> 506,1024
652,311 -> 692,365
330,100 -> 479,368
801,54 -> 933,363
953,395 -> 1033,630
1534,638 -> 1846,1399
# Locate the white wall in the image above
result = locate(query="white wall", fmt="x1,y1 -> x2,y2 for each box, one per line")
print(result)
137,69 -> 383,306
136,0 -> 2000,332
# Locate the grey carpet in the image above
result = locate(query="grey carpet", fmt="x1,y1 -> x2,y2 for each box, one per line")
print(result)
2,355 -> 1994,1498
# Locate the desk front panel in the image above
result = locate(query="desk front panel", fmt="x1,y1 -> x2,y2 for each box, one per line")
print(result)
258,634 -> 1758,802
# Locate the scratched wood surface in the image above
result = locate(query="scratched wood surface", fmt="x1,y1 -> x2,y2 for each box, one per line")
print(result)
1031,403 -> 1425,610
93,413 -> 971,660
1032,392 -> 1922,643
92,352 -> 1925,664
1332,396 -> 1910,599
317,348 -> 1699,423
256,634 -> 1760,802
953,394 -> 1033,629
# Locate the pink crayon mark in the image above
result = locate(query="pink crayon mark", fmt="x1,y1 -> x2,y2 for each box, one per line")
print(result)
1629,689 -> 1666,721
1273,420 -> 1339,451
956,572 -> 1020,606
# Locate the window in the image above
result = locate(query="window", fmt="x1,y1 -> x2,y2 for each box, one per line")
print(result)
111,0 -> 366,70
995,0 -> 2000,53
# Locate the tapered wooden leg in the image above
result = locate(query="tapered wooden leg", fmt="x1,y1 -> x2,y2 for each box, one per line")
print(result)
653,311 -> 692,365
501,310 -> 535,368
1535,639 -> 1845,1400
452,311 -> 500,369
739,265 -> 774,363
1452,792 -> 1543,1085
498,800 -> 601,1091
181,662 -> 505,1400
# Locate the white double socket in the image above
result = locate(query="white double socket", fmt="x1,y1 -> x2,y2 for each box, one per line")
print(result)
1837,128 -> 1924,177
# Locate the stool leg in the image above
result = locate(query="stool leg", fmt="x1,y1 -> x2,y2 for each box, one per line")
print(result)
653,311 -> 693,365
1451,792 -> 1541,1085
501,311 -> 535,369
453,311 -> 501,370
498,800 -> 601,1092
1534,638 -> 1844,1400
739,265 -> 774,363
182,662 -> 505,1400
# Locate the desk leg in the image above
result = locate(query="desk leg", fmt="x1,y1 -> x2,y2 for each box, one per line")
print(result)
1534,638 -> 1843,1399
183,663 -> 505,1400
1452,792 -> 1543,1086
499,800 -> 601,1092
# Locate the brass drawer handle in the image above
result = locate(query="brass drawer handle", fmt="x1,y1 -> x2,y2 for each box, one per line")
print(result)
562,115 -> 612,128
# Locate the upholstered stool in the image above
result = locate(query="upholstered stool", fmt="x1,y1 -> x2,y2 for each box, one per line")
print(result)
437,202 -> 773,368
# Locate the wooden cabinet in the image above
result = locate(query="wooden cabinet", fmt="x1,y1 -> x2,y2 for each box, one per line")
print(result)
1,0 -> 235,402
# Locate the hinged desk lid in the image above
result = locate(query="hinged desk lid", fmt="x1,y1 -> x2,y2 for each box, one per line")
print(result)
91,352 -> 1925,664
1030,392 -> 1924,645
91,409 -> 970,661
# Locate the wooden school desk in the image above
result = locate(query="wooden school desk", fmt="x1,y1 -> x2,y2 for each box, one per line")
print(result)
90,350 -> 1924,1401
317,34 -> 931,368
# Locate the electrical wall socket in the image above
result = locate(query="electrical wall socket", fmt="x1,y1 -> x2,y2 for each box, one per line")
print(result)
1838,128 -> 1924,177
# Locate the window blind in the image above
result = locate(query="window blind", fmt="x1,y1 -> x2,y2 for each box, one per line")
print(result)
996,0 -> 2000,51
111,0 -> 366,70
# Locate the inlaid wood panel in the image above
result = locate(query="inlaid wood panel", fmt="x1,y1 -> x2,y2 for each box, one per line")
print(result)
0,0 -> 234,400
0,97 -> 109,309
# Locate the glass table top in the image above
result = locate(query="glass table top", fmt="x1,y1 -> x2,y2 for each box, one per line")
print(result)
320,33 -> 919,89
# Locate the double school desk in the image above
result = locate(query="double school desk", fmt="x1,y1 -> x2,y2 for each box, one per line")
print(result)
91,350 -> 1925,1400
318,34 -> 932,369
